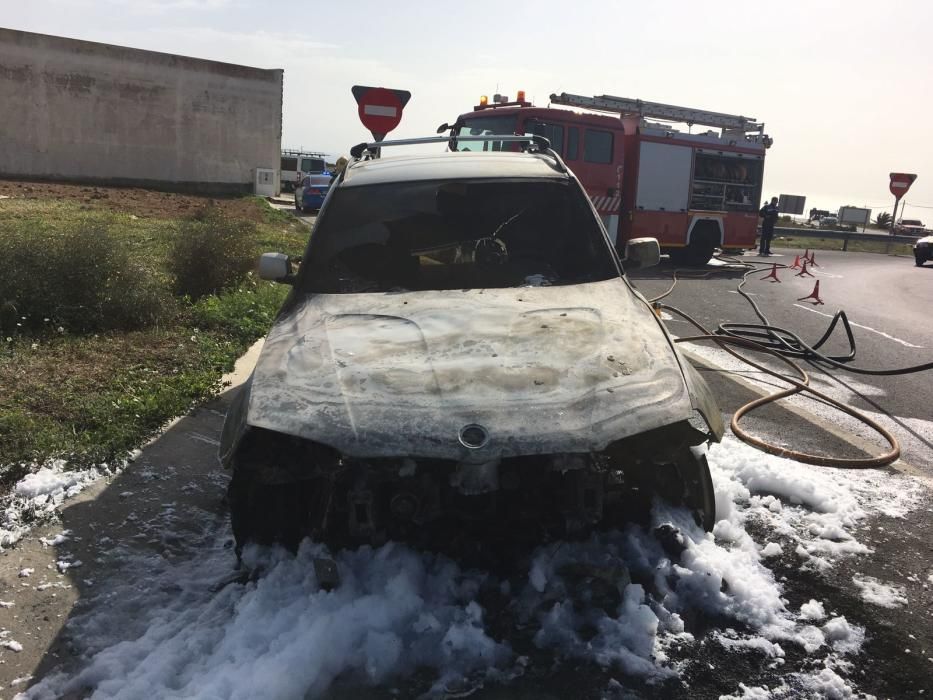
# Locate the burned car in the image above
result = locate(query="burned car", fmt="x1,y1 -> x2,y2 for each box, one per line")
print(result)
220,136 -> 724,559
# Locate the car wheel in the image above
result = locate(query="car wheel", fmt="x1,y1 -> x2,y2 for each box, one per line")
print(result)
681,450 -> 717,531
228,468 -> 320,555
916,253 -> 926,267
601,446 -> 716,533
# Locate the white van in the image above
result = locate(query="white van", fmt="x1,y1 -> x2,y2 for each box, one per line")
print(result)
280,151 -> 326,192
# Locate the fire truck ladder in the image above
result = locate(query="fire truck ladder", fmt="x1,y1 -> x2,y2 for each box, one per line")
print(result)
549,92 -> 765,135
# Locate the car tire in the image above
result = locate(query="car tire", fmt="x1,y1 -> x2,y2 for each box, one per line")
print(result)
601,446 -> 716,533
681,451 -> 717,531
228,468 -> 319,556
916,253 -> 926,267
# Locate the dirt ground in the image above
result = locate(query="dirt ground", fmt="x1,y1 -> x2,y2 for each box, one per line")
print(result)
0,178 -> 269,222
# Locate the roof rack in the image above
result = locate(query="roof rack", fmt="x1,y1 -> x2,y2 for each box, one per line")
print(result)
281,149 -> 327,157
349,134 -> 553,160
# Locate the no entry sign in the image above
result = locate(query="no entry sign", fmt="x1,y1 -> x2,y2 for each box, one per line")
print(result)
889,172 -> 917,199
351,85 -> 412,141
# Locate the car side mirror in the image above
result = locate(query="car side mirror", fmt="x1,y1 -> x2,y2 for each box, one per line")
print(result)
436,122 -> 450,134
624,237 -> 661,269
258,252 -> 294,283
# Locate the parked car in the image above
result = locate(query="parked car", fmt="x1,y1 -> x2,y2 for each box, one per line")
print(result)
294,174 -> 331,212
280,151 -> 326,193
818,215 -> 839,229
914,234 -> 932,266
896,219 -> 926,236
220,135 -> 724,559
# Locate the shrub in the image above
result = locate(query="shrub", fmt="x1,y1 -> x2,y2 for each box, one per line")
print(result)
169,207 -> 259,299
0,218 -> 172,334
190,275 -> 289,344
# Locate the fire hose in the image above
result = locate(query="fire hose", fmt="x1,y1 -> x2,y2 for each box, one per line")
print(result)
648,257 -> 933,468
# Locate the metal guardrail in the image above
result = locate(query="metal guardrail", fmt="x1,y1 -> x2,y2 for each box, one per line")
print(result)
771,227 -> 919,250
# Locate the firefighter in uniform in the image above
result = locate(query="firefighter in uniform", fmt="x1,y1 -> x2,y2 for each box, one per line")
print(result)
758,197 -> 779,256
330,156 -> 349,185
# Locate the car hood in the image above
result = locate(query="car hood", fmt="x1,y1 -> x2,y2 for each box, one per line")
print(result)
244,278 -> 696,461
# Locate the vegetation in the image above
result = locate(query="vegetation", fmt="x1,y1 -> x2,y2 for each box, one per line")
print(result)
0,195 -> 307,484
0,216 -> 171,334
169,208 -> 260,299
772,235 -> 913,256
874,212 -> 892,227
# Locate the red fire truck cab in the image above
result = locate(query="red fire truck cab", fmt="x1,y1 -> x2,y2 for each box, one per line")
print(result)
455,92 -> 772,265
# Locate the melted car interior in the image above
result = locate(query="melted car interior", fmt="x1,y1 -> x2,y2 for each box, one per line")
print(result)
300,179 -> 619,293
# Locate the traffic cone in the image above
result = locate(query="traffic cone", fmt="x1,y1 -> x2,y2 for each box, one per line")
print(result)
797,280 -> 824,305
790,254 -> 802,269
760,263 -> 781,282
808,251 -> 819,267
795,260 -> 814,277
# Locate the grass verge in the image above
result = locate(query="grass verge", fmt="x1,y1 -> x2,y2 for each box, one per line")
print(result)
0,195 -> 306,486
772,235 -> 914,256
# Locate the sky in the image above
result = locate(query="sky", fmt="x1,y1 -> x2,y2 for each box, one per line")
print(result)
3,0 -> 932,220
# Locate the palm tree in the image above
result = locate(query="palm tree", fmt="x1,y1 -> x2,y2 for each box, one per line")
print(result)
874,212 -> 892,227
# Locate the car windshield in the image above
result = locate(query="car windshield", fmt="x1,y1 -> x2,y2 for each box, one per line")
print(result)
307,175 -> 330,187
297,178 -> 618,293
301,157 -> 325,173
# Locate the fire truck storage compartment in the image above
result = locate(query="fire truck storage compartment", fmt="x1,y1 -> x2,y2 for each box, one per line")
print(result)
635,142 -> 692,212
689,150 -> 762,212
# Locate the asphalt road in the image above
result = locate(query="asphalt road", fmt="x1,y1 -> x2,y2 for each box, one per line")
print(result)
270,196 -> 317,226
628,247 -> 933,473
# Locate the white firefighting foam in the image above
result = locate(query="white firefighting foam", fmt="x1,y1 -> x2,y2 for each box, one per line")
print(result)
11,436 -> 923,699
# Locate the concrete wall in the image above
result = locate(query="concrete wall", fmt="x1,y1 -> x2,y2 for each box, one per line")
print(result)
0,28 -> 282,193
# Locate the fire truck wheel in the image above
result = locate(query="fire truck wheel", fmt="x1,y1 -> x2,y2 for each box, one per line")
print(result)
670,242 -> 715,267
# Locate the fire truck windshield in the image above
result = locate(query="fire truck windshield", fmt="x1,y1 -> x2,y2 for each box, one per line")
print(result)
455,116 -> 518,152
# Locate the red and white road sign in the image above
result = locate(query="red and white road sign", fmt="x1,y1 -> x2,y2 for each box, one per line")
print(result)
889,172 -> 918,199
351,85 -> 412,141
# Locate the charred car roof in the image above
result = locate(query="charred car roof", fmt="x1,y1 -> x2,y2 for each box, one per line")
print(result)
340,151 -> 568,188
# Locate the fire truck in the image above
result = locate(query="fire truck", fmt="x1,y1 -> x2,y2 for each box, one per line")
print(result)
454,91 -> 773,265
